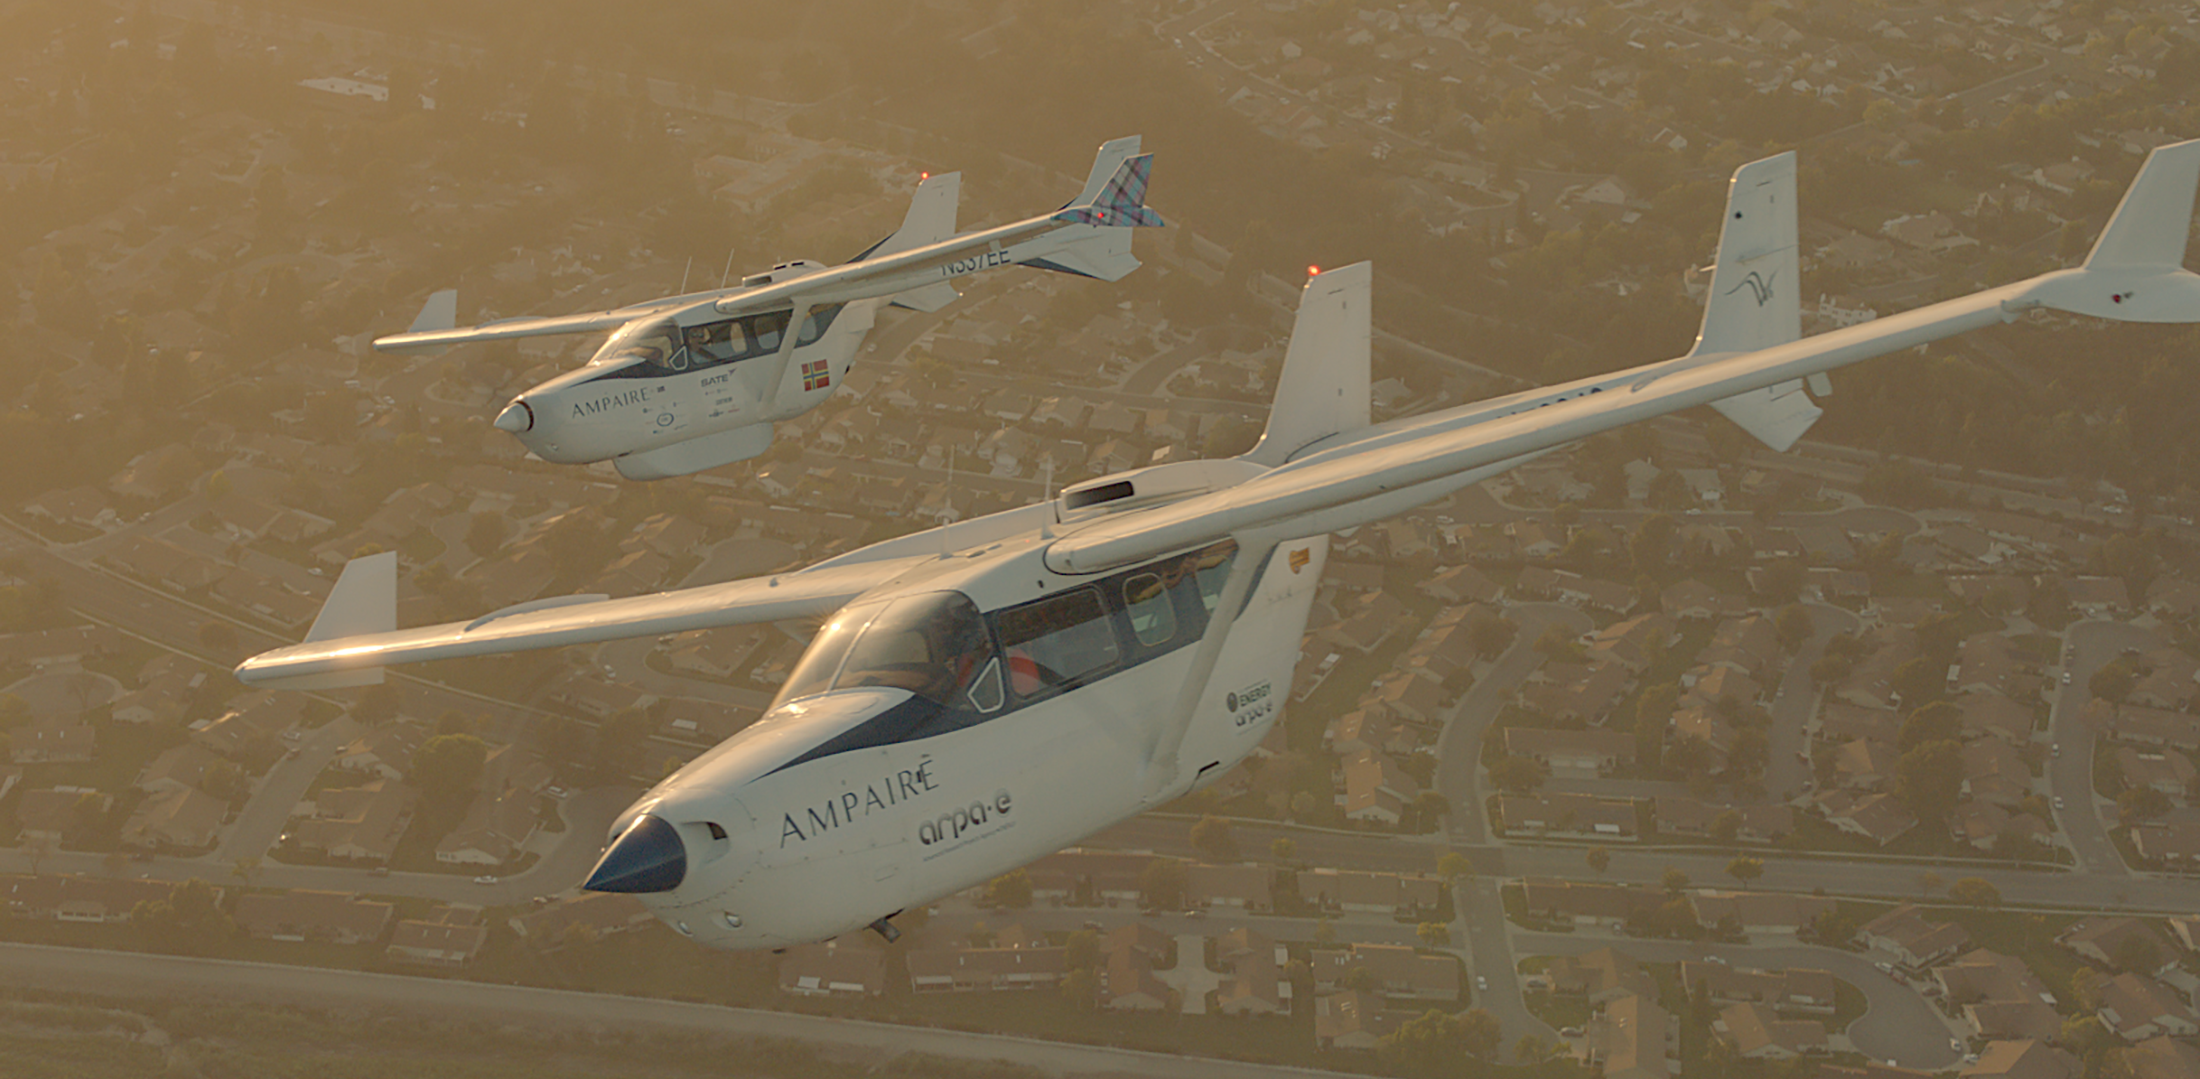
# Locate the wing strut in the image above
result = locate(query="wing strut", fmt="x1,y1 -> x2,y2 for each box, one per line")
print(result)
1141,533 -> 1280,803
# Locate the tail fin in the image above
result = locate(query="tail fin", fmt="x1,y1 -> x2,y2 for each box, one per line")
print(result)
1692,152 -> 1799,356
270,552 -> 397,690
853,171 -> 962,262
1051,152 -> 1166,229
1026,137 -> 1163,281
1244,263 -> 1372,466
1691,151 -> 1820,452
2026,137 -> 2200,323
408,289 -> 458,334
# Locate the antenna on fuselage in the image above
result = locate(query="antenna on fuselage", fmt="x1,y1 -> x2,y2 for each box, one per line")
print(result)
1038,458 -> 1056,540
720,249 -> 738,290
679,256 -> 692,295
939,448 -> 956,559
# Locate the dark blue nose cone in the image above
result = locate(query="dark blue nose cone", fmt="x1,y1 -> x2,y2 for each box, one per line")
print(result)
583,815 -> 686,893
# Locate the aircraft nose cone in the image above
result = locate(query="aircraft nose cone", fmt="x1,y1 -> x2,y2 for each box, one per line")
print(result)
494,399 -> 534,433
582,814 -> 686,893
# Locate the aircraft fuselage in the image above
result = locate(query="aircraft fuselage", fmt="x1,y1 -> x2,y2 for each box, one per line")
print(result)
600,532 -> 1326,948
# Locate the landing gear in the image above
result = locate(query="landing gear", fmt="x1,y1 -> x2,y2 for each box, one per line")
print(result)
867,912 -> 902,943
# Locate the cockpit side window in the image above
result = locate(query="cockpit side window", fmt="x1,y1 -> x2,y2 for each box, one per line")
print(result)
828,592 -> 995,707
684,320 -> 744,366
995,587 -> 1120,703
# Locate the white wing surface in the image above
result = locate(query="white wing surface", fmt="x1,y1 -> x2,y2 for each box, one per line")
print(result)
236,557 -> 922,690
1046,138 -> 2200,574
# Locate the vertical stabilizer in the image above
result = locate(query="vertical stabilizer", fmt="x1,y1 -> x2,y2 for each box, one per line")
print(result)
1693,151 -> 1819,451
1244,263 -> 1372,466
1071,136 -> 1143,208
2084,138 -> 2200,272
1692,151 -> 1799,356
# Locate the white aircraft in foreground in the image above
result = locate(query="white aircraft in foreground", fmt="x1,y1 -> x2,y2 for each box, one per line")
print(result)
239,140 -> 2200,949
379,137 -> 1164,480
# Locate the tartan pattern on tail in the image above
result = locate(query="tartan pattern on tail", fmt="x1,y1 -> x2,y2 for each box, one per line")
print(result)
1049,154 -> 1165,228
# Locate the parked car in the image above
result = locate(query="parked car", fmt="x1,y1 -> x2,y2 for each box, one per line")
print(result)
472,874 -> 497,885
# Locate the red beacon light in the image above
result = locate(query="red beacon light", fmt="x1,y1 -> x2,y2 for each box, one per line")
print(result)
1307,264 -> 1321,278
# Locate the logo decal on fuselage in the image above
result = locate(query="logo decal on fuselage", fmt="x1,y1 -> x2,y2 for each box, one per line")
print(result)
778,761 -> 939,847
919,790 -> 1015,859
1227,680 -> 1275,728
1288,548 -> 1311,573
1725,269 -> 1777,307
573,387 -> 652,418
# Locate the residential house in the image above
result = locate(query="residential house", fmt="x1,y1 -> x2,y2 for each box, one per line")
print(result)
1715,1002 -> 1827,1059
907,945 -> 1065,994
1858,905 -> 1972,969
233,890 -> 394,944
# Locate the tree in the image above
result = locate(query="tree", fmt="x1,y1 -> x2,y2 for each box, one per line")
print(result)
201,760 -> 250,804
1775,605 -> 1815,651
465,511 -> 507,556
1065,929 -> 1100,971
1725,856 -> 1765,889
1709,809 -> 1742,843
1190,815 -> 1238,862
412,733 -> 489,811
2118,786 -> 2172,824
1437,851 -> 1473,880
1893,739 -> 1963,823
983,868 -> 1034,909
1270,837 -> 1297,864
1488,754 -> 1550,793
1458,1007 -> 1503,1058
353,682 -> 401,725
1897,700 -> 1961,751
1948,877 -> 2001,909
1662,867 -> 1690,894
2089,662 -> 2136,704
1313,916 -> 1338,945
1138,858 -> 1187,911
1586,848 -> 1612,875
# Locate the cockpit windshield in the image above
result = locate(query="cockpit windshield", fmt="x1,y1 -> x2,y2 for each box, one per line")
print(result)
771,592 -> 1001,713
594,317 -> 687,372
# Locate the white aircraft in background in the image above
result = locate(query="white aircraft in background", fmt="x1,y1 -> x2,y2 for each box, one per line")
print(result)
238,140 -> 2200,949
378,137 -> 1164,480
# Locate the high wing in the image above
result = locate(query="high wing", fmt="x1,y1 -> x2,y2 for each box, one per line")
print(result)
372,304 -> 667,354
1045,138 -> 2200,574
234,556 -> 923,691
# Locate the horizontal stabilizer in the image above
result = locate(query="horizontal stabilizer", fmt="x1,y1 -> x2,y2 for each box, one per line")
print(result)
1245,263 -> 1372,466
890,281 -> 962,312
1708,378 -> 1823,452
